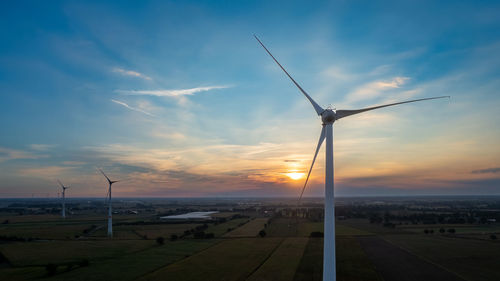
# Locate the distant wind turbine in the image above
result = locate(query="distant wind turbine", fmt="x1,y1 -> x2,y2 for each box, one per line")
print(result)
57,180 -> 70,219
255,35 -> 449,281
99,169 -> 120,238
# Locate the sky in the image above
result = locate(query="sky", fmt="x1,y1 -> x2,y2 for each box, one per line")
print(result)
0,0 -> 499,198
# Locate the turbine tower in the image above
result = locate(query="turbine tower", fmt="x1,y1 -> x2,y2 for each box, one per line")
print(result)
255,35 -> 448,281
99,169 -> 119,238
57,180 -> 69,219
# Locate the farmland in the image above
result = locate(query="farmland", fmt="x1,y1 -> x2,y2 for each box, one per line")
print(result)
0,196 -> 499,280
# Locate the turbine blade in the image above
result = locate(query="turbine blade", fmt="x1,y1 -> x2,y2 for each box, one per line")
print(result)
57,179 -> 64,188
298,126 -> 326,204
98,168 -> 112,183
104,188 -> 110,204
336,96 -> 450,120
254,35 -> 324,115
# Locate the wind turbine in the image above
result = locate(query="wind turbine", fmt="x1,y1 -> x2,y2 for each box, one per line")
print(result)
255,35 -> 449,281
99,168 -> 119,238
57,180 -> 69,219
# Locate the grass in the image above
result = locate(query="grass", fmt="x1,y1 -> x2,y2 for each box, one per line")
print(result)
0,240 -> 154,266
47,239 -> 218,281
89,223 -> 202,239
266,218 -> 299,237
293,237 -> 382,281
205,218 -> 249,237
0,224 -> 98,239
384,233 -> 500,281
223,218 -> 269,238
247,237 -> 309,281
138,238 -> 283,281
293,238 -> 323,281
397,224 -> 500,234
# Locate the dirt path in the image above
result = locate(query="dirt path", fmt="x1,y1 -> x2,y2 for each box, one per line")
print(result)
357,236 -> 465,281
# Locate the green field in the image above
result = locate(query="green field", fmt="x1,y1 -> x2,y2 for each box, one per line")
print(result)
247,237 -> 309,281
0,240 -> 153,266
384,234 -> 500,281
205,218 -> 250,237
223,218 -> 268,238
293,237 -> 382,281
2,204 -> 499,281
138,238 -> 282,281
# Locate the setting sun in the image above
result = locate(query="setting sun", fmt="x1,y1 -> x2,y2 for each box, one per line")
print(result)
286,172 -> 305,180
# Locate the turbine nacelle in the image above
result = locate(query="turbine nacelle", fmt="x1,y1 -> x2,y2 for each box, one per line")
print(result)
321,109 -> 336,124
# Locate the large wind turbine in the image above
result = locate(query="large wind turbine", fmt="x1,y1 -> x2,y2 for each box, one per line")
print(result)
99,169 -> 119,238
57,180 -> 69,219
255,35 -> 448,281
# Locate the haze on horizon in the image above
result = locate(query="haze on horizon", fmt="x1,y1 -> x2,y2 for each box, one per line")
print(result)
1,1 -> 499,198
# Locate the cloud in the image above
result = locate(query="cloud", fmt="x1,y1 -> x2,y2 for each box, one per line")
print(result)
115,85 -> 229,97
471,167 -> 500,174
112,67 -> 152,80
0,147 -> 42,162
345,76 -> 410,104
29,144 -> 57,151
111,99 -> 154,116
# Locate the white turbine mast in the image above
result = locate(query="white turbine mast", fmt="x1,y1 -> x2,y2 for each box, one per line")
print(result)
255,35 -> 449,281
57,179 -> 70,219
99,168 -> 120,238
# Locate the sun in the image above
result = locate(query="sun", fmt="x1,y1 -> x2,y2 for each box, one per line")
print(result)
286,172 -> 305,180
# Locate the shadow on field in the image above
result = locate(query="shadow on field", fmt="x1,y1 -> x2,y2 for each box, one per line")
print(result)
357,236 -> 465,281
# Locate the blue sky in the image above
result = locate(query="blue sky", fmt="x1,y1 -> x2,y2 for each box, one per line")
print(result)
1,0 -> 499,197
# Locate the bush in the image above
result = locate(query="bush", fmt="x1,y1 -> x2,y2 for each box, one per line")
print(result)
258,230 -> 266,237
194,231 -> 206,239
156,237 -> 165,245
46,263 -> 58,276
447,228 -> 456,234
439,228 -> 445,233
65,264 -> 74,272
170,234 -> 178,241
79,259 -> 89,267
424,229 -> 429,234
490,234 -> 497,240
310,231 -> 324,238
204,233 -> 215,239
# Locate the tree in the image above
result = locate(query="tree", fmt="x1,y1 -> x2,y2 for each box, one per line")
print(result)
170,234 -> 178,241
447,228 -> 456,234
79,259 -> 89,267
193,231 -> 206,239
310,231 -> 324,238
46,263 -> 58,276
439,228 -> 445,233
424,229 -> 429,234
156,236 -> 165,245
490,234 -> 497,240
259,230 -> 266,237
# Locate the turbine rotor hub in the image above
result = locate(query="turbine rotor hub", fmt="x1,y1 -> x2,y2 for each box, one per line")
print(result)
321,109 -> 336,124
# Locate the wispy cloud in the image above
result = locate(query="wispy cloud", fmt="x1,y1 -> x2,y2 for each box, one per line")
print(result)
0,147 -> 43,162
29,144 -> 57,151
111,99 -> 154,116
345,76 -> 410,104
472,167 -> 500,174
115,85 -> 229,97
112,67 -> 152,80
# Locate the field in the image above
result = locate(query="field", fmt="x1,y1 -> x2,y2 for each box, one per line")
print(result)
384,234 -> 500,281
138,238 -> 283,281
223,218 -> 268,238
247,237 -> 309,281
1,197 -> 500,280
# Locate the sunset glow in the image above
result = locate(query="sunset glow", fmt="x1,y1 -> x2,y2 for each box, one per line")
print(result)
0,1 -> 499,197
286,172 -> 305,181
